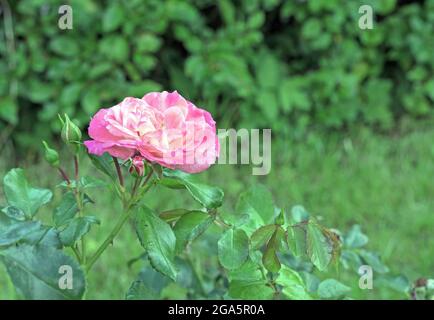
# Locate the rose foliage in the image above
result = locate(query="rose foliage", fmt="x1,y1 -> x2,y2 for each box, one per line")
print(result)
0,92 -> 430,300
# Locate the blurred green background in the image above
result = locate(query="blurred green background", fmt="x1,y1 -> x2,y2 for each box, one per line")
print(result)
1,0 -> 433,299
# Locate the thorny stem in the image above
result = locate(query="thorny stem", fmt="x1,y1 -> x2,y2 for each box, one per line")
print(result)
86,204 -> 133,272
86,173 -> 152,272
74,154 -> 86,264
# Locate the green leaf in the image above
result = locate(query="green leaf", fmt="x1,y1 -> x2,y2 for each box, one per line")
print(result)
88,62 -> 112,79
161,282 -> 188,299
21,226 -> 62,249
184,182 -> 224,209
236,184 -> 275,233
135,264 -> 170,293
377,275 -> 410,293
250,225 -> 276,250
102,3 -> 125,32
49,38 -> 79,57
256,52 -> 280,89
218,0 -> 236,25
81,87 -> 100,115
291,205 -> 310,223
159,209 -> 190,223
88,153 -> 117,181
276,266 -> 312,300
134,205 -> 178,280
228,259 -> 263,282
57,176 -> 108,189
0,97 -> 18,124
248,12 -> 265,29
287,225 -> 308,258
0,211 -> 61,249
125,280 -> 158,300
53,192 -> 93,227
3,169 -> 52,218
0,221 -> 42,247
228,280 -> 274,300
218,228 -> 249,270
344,225 -> 368,248
219,211 -> 250,229
358,250 -> 389,274
263,244 -> 280,273
0,210 -> 14,228
0,245 -> 86,299
53,192 -> 78,227
340,250 -> 363,271
26,80 -> 56,103
159,176 -> 185,189
317,279 -> 351,299
59,216 -> 100,247
59,83 -> 82,107
151,163 -> 163,179
307,222 -> 332,271
302,18 -> 322,39
257,90 -> 278,121
1,206 -> 26,221
79,176 -> 108,189
300,271 -> 321,293
136,34 -> 162,53
162,170 -> 224,209
99,36 -> 129,63
262,226 -> 284,273
279,79 -> 310,112
173,211 -> 214,253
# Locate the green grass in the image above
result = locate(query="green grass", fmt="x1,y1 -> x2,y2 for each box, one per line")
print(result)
1,122 -> 433,299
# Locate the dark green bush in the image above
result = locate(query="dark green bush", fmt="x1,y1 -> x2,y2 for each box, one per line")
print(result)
1,0 -> 434,149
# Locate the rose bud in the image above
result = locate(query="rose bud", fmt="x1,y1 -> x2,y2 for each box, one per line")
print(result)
59,114 -> 82,153
42,141 -> 60,168
129,156 -> 145,177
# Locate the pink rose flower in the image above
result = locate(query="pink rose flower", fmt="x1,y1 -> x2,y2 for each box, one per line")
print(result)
84,91 -> 219,174
129,156 -> 145,176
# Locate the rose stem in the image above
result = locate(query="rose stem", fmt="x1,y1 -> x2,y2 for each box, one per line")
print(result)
85,183 -> 152,272
131,176 -> 142,197
112,156 -> 124,187
141,169 -> 154,188
58,167 -> 71,185
85,206 -> 132,272
74,155 -> 79,182
74,154 -> 86,264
